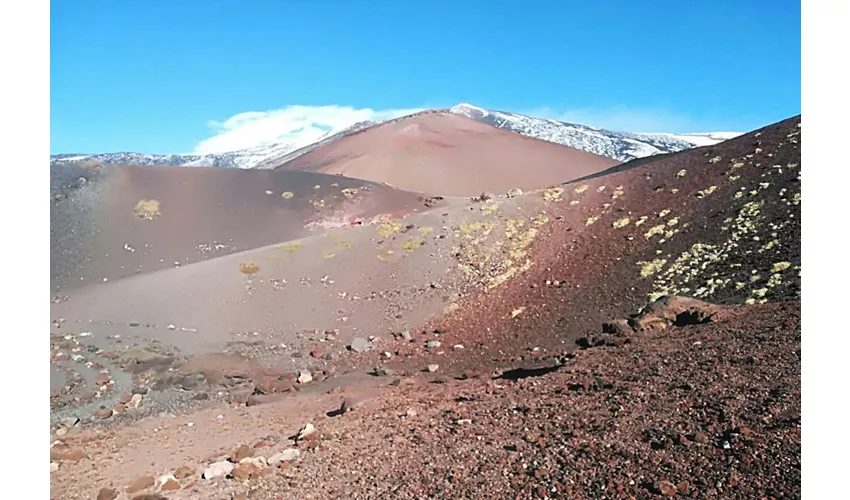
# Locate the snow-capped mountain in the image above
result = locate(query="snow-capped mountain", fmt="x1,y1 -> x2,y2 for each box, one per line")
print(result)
49,121 -> 377,170
450,103 -> 741,162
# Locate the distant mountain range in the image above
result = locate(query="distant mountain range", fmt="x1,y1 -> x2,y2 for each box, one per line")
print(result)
50,104 -> 740,168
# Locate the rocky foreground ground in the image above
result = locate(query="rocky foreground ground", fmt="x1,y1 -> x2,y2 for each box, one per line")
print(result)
50,298 -> 800,499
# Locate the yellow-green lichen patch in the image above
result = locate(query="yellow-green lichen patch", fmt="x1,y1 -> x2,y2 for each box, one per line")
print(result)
570,200 -> 580,206
709,156 -> 722,164
612,186 -> 625,199
314,185 -> 321,190
376,220 -> 403,237
311,199 -> 326,208
276,242 -> 303,252
239,262 -> 260,274
667,218 -> 679,227
612,217 -> 630,229
133,199 -> 161,220
480,200 -> 502,215
510,307 -> 525,318
734,191 -> 744,199
341,188 -> 358,198
732,162 -> 745,169
543,186 -> 565,202
638,258 -> 667,278
787,162 -> 798,169
586,216 -> 599,226
644,224 -> 666,239
337,240 -> 353,250
758,182 -> 770,191
791,193 -> 801,205
417,226 -> 434,236
696,186 -> 717,199
771,261 -> 791,273
728,175 -> 741,182
532,214 -> 550,226
658,209 -> 671,218
635,215 -> 649,226
443,303 -> 459,314
399,238 -> 424,251
671,188 -> 679,194
265,190 -> 274,195
330,183 -> 339,188
281,191 -> 294,199
573,184 -> 589,194
676,169 -> 687,177
322,251 -> 336,259
597,185 -> 607,192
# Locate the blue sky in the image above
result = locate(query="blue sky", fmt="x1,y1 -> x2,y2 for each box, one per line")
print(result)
50,0 -> 800,155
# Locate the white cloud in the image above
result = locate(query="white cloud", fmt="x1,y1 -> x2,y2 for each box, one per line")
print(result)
193,105 -> 424,154
524,106 -> 720,134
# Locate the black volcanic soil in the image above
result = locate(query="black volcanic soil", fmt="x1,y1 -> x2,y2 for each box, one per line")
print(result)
49,116 -> 801,500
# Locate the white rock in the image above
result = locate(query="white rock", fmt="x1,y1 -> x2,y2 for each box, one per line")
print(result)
167,324 -> 176,330
297,423 -> 316,440
126,393 -> 143,409
297,370 -> 313,384
267,448 -> 301,465
427,364 -> 439,372
50,462 -> 59,473
239,456 -> 268,469
202,461 -> 234,479
157,474 -> 177,486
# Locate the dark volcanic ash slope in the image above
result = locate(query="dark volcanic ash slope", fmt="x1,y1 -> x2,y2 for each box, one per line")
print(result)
274,110 -> 619,197
50,163 -> 433,293
412,115 -> 801,371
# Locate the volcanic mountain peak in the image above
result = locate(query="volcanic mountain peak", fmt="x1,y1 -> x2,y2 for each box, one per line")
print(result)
450,102 -> 742,162
273,110 -> 620,196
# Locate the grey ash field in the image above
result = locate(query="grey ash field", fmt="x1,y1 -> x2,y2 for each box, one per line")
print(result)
49,112 -> 801,499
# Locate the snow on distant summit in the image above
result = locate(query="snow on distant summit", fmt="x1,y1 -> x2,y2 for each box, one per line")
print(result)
50,121 -> 378,170
450,103 -> 741,162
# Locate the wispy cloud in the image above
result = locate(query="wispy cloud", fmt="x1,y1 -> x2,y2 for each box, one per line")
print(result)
523,106 -> 727,134
194,105 -> 425,154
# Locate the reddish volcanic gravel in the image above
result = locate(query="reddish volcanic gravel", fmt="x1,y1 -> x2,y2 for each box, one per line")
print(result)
49,115 -> 801,499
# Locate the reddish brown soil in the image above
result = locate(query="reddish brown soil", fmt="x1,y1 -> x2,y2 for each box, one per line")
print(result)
274,111 -> 619,196
50,115 -> 801,499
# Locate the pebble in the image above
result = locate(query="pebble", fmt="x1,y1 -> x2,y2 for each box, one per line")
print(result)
426,340 -> 441,349
50,462 -> 59,473
427,364 -> 439,373
126,394 -> 143,409
96,488 -> 117,500
341,397 -> 359,412
297,423 -> 317,441
126,475 -> 155,494
231,444 -> 254,462
298,370 -> 313,384
400,330 -> 413,341
173,464 -> 196,479
349,337 -> 373,352
202,461 -> 234,480
231,463 -> 261,481
95,407 -> 114,419
656,480 -> 678,496
268,449 -> 301,465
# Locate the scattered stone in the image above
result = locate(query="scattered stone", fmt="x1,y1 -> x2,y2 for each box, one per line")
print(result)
50,447 -> 86,462
55,427 -> 67,437
341,397 -> 359,413
50,462 -> 59,473
507,187 -> 523,198
267,449 -> 301,465
159,479 -> 180,491
427,364 -> 439,373
694,432 -> 710,444
126,475 -> 155,494
239,456 -> 268,469
202,461 -> 234,480
96,488 -> 117,500
95,407 -> 114,419
426,340 -> 441,349
297,423 -> 317,441
372,366 -> 396,377
126,394 -> 143,409
349,337 -> 373,353
400,330 -> 413,341
173,464 -> 196,479
231,444 -> 254,462
231,462 -> 261,481
310,346 -> 323,358
297,370 -> 313,384
60,416 -> 79,428
656,480 -> 678,496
